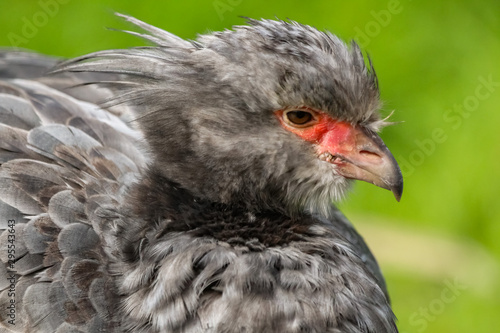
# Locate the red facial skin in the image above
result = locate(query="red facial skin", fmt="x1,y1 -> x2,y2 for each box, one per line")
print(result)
274,108 -> 356,164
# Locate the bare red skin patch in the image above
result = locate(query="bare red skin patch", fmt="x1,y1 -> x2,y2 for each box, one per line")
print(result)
275,109 -> 355,159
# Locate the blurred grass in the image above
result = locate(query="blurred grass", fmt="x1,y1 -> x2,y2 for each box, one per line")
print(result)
0,0 -> 499,332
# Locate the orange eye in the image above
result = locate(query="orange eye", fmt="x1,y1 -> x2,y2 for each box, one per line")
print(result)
283,110 -> 317,127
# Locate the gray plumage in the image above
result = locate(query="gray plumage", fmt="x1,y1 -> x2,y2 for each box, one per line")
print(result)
0,14 -> 400,333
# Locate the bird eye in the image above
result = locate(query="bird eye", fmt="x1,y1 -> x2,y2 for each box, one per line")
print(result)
284,110 -> 316,127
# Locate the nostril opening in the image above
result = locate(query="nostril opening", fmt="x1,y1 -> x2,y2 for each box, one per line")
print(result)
360,150 -> 380,157
360,150 -> 382,162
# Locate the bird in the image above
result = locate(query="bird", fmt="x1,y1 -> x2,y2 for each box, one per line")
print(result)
0,13 -> 403,333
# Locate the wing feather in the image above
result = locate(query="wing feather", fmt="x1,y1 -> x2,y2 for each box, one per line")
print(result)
0,55 -> 145,332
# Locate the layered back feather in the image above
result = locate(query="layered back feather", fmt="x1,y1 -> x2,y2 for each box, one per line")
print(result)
0,73 -> 146,332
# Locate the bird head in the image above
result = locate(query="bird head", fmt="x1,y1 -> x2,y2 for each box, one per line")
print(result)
60,15 -> 403,216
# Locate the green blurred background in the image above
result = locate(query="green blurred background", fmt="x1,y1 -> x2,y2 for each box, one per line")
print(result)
1,0 -> 499,331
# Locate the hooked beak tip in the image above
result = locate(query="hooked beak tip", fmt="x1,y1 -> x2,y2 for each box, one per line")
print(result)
391,178 -> 403,202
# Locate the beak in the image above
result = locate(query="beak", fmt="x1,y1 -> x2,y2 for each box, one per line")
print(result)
317,122 -> 403,201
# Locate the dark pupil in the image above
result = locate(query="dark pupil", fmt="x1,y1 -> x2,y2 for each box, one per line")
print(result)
289,111 -> 311,124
